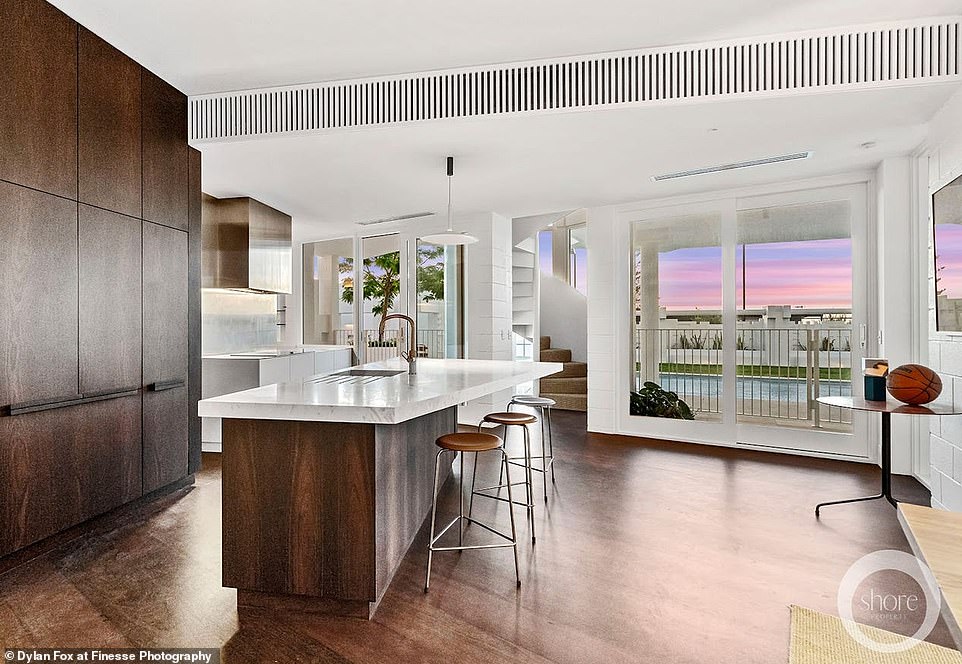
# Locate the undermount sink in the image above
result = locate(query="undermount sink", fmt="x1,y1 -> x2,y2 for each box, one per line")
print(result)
332,369 -> 406,378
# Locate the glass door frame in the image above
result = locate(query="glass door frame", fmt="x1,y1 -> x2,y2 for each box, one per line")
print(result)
733,183 -> 869,457
618,182 -> 871,459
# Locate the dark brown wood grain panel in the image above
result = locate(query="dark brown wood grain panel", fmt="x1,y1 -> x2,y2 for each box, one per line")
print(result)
142,386 -> 188,493
374,407 -> 456,597
142,221 -> 188,386
78,27 -> 142,217
0,182 -> 78,407
187,147 -> 202,474
0,396 -> 141,557
222,419 -> 377,601
221,408 -> 456,616
142,70 -> 188,231
79,205 -> 142,394
0,0 -> 77,198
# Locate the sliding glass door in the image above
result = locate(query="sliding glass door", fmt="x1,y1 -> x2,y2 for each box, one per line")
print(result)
627,184 -> 868,457
631,209 -> 725,423
415,239 -> 464,359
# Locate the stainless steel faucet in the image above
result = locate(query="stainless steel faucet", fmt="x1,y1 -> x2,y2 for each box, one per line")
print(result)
379,313 -> 417,375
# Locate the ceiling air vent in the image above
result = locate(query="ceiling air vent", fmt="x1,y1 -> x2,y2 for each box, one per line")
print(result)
652,151 -> 813,181
190,17 -> 962,143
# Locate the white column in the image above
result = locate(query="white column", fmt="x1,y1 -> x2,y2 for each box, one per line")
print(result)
459,212 -> 514,424
877,157 -> 917,475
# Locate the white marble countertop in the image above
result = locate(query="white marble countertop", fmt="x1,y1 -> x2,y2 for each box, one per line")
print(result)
197,358 -> 562,424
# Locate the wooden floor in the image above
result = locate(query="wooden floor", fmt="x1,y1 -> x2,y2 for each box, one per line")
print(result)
0,412 -> 954,662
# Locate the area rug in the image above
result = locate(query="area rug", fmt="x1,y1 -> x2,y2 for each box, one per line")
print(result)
789,605 -> 962,663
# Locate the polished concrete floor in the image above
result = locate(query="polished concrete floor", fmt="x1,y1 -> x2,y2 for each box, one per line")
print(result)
0,411 -> 953,662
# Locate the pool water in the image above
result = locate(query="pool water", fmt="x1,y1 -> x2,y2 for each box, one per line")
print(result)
658,373 -> 851,400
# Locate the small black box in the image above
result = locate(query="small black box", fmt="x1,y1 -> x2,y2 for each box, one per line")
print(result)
864,375 -> 887,401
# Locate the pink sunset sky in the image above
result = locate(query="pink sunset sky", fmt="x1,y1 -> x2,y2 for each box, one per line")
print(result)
657,238 -> 853,310
936,224 -> 962,299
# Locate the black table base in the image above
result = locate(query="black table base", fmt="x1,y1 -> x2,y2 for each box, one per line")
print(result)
815,411 -> 898,516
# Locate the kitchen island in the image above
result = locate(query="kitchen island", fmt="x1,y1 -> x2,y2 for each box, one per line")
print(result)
198,357 -> 561,618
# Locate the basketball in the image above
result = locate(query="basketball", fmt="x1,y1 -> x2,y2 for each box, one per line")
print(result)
886,364 -> 942,405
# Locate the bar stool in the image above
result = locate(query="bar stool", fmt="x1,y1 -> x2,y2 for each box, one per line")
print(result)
425,431 -> 520,592
469,411 -> 539,544
508,395 -> 557,501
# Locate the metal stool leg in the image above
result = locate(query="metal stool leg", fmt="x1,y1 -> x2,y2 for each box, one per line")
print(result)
502,449 -> 521,587
424,448 -> 445,593
468,450 -> 479,517
458,452 -> 464,547
539,409 -> 549,503
470,420 -> 535,541
523,424 -> 535,544
546,407 -> 556,483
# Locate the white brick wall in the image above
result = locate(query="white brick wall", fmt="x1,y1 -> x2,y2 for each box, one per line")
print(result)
926,86 -> 962,511
460,212 -> 514,423
585,207 -> 617,433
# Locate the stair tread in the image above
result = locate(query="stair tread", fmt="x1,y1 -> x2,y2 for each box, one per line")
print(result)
540,392 -> 587,412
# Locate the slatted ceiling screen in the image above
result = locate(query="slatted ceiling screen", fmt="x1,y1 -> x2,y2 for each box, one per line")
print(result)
190,19 -> 962,142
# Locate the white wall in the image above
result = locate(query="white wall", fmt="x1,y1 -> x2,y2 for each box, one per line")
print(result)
460,212 -> 515,422
539,274 -> 587,361
586,206 -> 618,433
923,86 -> 962,511
876,157 -> 923,476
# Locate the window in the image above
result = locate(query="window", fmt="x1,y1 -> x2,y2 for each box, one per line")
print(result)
302,237 -> 355,345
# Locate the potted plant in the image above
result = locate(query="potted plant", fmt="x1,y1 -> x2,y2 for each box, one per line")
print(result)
630,382 -> 695,419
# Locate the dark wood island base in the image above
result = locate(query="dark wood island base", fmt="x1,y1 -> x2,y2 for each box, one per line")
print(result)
221,406 -> 457,618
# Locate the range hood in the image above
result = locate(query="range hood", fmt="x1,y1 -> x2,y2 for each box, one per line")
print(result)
202,194 -> 293,294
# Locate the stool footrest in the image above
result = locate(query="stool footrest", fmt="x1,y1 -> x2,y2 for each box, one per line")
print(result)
429,515 -> 515,550
470,487 -> 532,509
506,457 -> 555,473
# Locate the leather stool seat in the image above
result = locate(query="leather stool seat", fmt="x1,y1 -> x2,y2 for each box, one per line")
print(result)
483,411 -> 537,426
509,395 -> 557,407
436,432 -> 503,453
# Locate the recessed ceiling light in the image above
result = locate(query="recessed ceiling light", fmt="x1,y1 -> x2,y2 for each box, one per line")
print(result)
356,211 -> 434,226
651,151 -> 813,182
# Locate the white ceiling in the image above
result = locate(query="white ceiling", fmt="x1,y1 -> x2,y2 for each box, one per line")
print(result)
197,84 -> 959,241
45,0 -> 962,242
49,0 -> 962,95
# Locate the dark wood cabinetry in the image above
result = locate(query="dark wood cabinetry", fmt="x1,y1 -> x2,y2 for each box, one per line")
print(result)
188,148 -> 203,474
143,222 -> 189,384
143,387 -> 189,493
0,396 -> 141,557
78,27 -> 142,218
0,0 -> 77,198
0,0 -> 198,562
0,182 -> 79,407
79,205 -> 142,394
142,70 -> 188,231
142,221 -> 189,493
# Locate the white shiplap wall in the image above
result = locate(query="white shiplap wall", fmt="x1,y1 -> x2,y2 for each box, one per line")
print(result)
925,86 -> 962,511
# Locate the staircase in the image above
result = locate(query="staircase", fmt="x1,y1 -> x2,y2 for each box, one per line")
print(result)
539,336 -> 587,411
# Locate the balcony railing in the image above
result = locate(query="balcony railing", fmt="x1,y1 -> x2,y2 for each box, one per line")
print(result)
332,328 -> 447,359
633,326 -> 852,428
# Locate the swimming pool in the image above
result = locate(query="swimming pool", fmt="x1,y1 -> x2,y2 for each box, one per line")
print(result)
657,373 -> 851,401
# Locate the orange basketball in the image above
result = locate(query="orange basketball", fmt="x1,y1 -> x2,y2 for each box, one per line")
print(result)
886,364 -> 942,405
